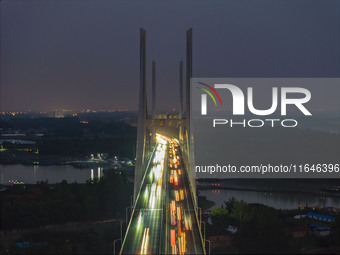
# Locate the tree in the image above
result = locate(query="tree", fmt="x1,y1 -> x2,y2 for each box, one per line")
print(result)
225,197 -> 236,213
230,200 -> 250,224
234,204 -> 287,253
210,207 -> 230,235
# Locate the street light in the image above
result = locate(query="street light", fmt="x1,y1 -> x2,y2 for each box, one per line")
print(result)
197,207 -> 202,226
120,221 -> 126,242
131,196 -> 134,207
126,206 -> 132,225
113,239 -> 121,255
201,221 -> 206,245
205,239 -> 211,255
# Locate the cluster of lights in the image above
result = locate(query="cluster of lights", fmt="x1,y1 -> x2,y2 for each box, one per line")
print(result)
173,188 -> 185,202
138,133 -> 169,241
140,227 -> 149,254
0,109 -> 129,116
137,135 -> 190,254
168,139 -> 188,255
1,111 -> 29,116
8,180 -> 25,185
146,134 -> 168,209
184,212 -> 192,231
137,208 -> 145,228
138,134 -> 169,254
169,141 -> 180,186
78,108 -> 129,113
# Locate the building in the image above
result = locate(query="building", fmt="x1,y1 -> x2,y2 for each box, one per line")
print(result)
305,212 -> 335,223
309,225 -> 332,237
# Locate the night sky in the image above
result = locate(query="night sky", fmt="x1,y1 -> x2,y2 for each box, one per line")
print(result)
1,0 -> 339,112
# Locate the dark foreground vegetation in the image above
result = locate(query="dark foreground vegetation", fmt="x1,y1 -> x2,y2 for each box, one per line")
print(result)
206,198 -> 340,254
0,171 -> 133,254
1,223 -> 121,254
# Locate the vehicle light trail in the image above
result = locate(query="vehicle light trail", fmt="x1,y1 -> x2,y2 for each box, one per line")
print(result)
140,227 -> 149,254
121,134 -> 204,255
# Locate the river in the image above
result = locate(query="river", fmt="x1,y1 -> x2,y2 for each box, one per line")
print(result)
0,164 -> 100,184
198,179 -> 340,210
1,164 -> 340,210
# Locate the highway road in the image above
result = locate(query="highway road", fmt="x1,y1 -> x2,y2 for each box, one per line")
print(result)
120,134 -> 204,254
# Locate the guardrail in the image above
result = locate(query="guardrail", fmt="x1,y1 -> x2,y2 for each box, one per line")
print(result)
180,144 -> 206,255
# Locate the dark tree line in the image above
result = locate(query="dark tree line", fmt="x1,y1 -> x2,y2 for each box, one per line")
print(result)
0,171 -> 133,231
1,117 -> 137,158
210,198 -> 290,253
209,197 -> 340,253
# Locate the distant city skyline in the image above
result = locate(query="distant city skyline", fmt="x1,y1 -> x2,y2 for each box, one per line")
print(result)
1,0 -> 340,112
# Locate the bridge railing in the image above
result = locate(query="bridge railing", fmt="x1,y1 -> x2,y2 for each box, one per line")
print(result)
180,144 -> 206,254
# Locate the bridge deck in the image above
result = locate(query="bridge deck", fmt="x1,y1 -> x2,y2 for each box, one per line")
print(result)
120,135 -> 204,254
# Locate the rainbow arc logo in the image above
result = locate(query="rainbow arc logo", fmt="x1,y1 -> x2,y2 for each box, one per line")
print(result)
196,82 -> 222,115
196,82 -> 223,107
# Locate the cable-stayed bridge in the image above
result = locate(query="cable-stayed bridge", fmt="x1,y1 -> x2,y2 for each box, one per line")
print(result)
119,28 -> 207,255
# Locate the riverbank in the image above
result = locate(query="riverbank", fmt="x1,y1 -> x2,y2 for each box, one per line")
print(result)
198,184 -> 340,198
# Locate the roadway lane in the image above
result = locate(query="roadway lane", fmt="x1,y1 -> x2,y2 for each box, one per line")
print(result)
166,140 -> 205,255
121,135 -> 204,254
121,135 -> 167,255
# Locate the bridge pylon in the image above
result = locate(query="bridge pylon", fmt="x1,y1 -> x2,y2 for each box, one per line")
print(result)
134,28 -> 197,208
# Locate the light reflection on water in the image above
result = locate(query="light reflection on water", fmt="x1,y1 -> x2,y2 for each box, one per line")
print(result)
0,164 -> 101,184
